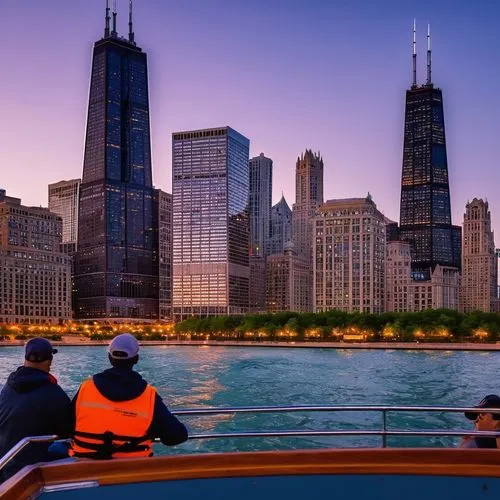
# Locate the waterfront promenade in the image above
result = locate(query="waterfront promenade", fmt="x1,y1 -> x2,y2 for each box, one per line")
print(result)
0,338 -> 499,351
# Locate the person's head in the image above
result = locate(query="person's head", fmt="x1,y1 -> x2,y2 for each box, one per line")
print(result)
24,337 -> 58,373
465,395 -> 500,431
107,333 -> 139,370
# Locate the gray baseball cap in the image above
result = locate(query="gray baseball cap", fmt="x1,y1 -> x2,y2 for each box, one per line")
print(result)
108,333 -> 139,359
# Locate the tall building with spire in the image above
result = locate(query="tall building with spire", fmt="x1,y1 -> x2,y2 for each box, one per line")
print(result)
399,22 -> 461,276
396,21 -> 460,310
74,1 -> 158,320
269,195 -> 292,256
292,150 -> 324,259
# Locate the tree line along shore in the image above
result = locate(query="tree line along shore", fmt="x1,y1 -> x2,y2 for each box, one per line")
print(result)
1,309 -> 499,344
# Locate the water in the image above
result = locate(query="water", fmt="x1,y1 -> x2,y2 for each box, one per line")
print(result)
0,345 -> 497,454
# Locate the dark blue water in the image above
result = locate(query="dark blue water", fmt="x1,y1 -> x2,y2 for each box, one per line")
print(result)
0,346 -> 497,453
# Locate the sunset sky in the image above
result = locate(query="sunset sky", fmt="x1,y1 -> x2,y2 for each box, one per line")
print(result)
1,0 -> 499,237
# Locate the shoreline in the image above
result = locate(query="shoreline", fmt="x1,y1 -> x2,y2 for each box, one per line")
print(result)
0,339 -> 499,351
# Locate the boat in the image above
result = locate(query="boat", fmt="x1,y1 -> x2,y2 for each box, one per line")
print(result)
0,404 -> 499,499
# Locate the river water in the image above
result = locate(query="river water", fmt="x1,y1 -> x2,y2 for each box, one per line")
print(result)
0,345 -> 497,453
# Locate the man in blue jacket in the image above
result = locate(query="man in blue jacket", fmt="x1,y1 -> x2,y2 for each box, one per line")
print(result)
71,333 -> 187,458
0,338 -> 72,480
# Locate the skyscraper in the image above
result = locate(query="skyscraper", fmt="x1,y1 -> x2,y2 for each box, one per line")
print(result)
248,153 -> 272,312
399,23 -> 460,281
157,189 -> 173,321
48,179 -> 81,255
292,150 -> 324,259
269,195 -> 292,256
460,199 -> 497,312
249,153 -> 273,258
74,2 -> 158,320
172,127 -> 250,320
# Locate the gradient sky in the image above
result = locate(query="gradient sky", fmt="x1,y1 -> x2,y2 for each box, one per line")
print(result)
1,0 -> 499,238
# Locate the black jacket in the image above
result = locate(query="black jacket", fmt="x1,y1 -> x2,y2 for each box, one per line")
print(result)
72,367 -> 188,446
0,367 -> 72,479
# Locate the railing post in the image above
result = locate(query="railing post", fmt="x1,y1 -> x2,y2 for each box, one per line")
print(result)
382,410 -> 387,448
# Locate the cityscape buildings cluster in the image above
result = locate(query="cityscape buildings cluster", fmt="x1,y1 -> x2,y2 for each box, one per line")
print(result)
0,7 -> 498,324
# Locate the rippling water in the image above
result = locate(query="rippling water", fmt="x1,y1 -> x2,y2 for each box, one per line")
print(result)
0,346 -> 497,453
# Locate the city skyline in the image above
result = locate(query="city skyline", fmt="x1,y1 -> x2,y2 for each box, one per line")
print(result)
1,0 -> 500,240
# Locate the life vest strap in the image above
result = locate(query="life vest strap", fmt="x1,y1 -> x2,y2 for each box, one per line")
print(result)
74,429 -> 150,445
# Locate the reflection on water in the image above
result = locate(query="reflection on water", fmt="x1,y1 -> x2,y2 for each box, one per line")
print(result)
0,346 -> 498,453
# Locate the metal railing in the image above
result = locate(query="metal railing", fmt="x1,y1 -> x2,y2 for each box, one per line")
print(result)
1,405 -> 499,474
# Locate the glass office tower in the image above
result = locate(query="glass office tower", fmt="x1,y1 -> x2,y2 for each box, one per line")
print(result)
172,127 -> 250,320
399,26 -> 460,279
74,5 -> 158,319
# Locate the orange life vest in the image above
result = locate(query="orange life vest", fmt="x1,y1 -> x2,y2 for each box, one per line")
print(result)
70,378 -> 156,459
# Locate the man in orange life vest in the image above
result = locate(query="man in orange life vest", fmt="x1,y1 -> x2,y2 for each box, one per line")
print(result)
71,333 -> 188,459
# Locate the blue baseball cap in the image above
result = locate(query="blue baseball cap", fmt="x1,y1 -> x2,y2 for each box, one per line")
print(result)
25,337 -> 58,363
108,333 -> 139,360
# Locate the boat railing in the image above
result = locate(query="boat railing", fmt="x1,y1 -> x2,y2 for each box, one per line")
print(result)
1,404 -> 500,474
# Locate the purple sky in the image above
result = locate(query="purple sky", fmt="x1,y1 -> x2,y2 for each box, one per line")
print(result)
1,0 -> 499,239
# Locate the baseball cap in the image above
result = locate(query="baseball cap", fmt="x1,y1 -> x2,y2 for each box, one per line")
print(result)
25,337 -> 58,363
108,333 -> 139,360
464,394 -> 500,420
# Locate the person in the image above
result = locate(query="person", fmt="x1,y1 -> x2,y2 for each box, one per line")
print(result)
0,338 -> 73,480
460,394 -> 500,449
70,333 -> 188,459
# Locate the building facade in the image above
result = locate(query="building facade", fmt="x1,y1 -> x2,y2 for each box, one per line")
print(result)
0,190 -> 71,324
158,190 -> 173,321
269,195 -> 292,256
266,243 -> 312,313
314,196 -> 386,313
460,198 -> 497,312
172,127 -> 250,320
73,6 -> 159,320
248,153 -> 272,312
385,240 -> 414,312
249,153 -> 272,257
292,150 -> 324,259
48,179 -> 81,254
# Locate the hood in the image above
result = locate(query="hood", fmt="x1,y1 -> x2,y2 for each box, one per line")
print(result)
7,366 -> 53,393
93,367 -> 147,402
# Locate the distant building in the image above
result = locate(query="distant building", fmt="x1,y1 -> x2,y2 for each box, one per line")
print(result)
314,196 -> 386,314
73,4 -> 159,320
158,190 -> 173,321
385,240 -> 414,312
248,153 -> 273,312
460,198 -> 497,312
249,153 -> 273,257
48,179 -> 80,255
0,191 -> 71,324
266,243 -> 312,313
292,150 -> 324,260
172,127 -> 250,320
269,195 -> 292,256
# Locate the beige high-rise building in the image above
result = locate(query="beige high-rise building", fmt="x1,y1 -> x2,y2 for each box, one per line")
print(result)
314,196 -> 386,313
460,198 -> 497,312
266,243 -> 311,313
48,179 -> 80,254
385,240 -> 414,312
292,150 -> 323,259
0,190 -> 72,324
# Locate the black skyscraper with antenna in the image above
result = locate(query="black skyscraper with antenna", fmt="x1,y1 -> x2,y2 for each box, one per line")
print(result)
399,21 -> 461,279
74,1 -> 158,319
